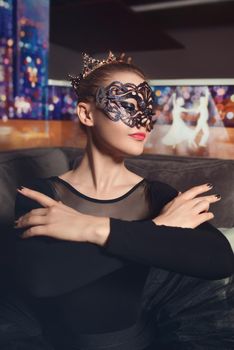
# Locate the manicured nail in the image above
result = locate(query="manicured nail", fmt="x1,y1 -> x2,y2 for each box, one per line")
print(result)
17,187 -> 25,192
206,183 -> 213,188
215,194 -> 221,199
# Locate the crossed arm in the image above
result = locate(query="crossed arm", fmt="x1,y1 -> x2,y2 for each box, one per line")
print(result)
16,183 -> 218,242
13,180 -> 234,292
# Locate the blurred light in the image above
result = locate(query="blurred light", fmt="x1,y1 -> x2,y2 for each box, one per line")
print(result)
155,90 -> 161,97
52,96 -> 59,104
226,112 -> 234,120
7,39 -> 14,47
14,97 -> 32,114
183,92 -> 190,99
3,58 -> 9,64
2,115 -> 8,122
217,88 -> 226,96
0,1 -> 10,9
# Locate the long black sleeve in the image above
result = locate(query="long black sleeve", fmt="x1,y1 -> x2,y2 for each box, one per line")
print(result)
13,178 -> 234,300
13,179 -> 125,298
104,181 -> 234,280
104,219 -> 234,280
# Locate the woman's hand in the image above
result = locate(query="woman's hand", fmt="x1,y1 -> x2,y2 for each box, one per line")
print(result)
153,184 -> 221,229
15,187 -> 110,244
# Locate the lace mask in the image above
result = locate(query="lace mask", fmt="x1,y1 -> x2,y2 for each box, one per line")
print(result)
95,81 -> 156,132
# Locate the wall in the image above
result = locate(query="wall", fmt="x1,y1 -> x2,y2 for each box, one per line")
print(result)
48,26 -> 234,80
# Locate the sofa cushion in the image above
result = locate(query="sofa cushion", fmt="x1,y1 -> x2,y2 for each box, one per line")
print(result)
0,148 -> 69,225
0,148 -> 70,271
124,154 -> 234,228
60,149 -> 234,228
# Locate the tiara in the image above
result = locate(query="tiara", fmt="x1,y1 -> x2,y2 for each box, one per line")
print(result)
69,51 -> 132,95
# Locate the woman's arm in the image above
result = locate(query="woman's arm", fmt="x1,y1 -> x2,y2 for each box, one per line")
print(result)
13,179 -> 125,298
102,218 -> 234,280
15,179 -> 234,294
99,182 -> 234,280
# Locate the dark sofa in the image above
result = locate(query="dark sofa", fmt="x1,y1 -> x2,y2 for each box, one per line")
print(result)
0,147 -> 233,348
1,146 -> 234,280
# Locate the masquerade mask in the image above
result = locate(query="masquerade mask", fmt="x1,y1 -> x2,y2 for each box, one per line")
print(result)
95,81 -> 156,132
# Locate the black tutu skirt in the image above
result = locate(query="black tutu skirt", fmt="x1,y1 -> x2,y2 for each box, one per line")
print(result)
1,271 -> 234,350
141,267 -> 234,350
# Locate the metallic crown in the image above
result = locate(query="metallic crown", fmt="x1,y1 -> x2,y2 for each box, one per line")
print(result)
69,51 -> 132,94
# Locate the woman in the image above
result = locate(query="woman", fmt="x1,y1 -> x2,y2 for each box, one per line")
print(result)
13,52 -> 234,350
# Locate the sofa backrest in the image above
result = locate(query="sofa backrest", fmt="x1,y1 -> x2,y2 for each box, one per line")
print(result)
0,148 -> 70,271
124,153 -> 234,229
64,148 -> 234,228
0,148 -> 70,226
0,146 -> 233,270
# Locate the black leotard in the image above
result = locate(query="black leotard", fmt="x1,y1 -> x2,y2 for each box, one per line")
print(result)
12,176 -> 234,349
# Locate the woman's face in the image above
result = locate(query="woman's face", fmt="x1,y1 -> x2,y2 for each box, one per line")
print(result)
87,71 -> 155,157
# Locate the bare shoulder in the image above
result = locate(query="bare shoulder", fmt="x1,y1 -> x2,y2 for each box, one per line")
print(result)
58,170 -> 73,181
125,170 -> 144,185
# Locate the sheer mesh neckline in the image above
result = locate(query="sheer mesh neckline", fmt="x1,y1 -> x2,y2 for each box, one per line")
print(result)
52,176 -> 146,204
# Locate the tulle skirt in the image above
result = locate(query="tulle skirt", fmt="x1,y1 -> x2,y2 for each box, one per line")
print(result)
141,267 -> 234,350
1,270 -> 234,350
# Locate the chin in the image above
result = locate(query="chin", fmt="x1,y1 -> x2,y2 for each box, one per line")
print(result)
122,144 -> 145,157
104,138 -> 146,158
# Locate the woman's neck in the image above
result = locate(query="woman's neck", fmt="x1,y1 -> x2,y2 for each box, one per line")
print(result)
67,142 -> 139,195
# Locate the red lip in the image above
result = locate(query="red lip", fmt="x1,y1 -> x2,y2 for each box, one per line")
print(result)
129,133 -> 146,137
128,133 -> 146,140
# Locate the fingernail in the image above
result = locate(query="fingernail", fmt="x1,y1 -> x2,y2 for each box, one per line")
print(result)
215,194 -> 221,199
17,187 -> 27,194
207,183 -> 213,188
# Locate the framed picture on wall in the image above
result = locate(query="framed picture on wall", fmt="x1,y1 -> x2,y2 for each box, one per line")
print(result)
146,79 -> 234,159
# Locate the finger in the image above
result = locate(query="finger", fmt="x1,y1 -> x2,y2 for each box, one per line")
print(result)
193,199 -> 210,214
17,187 -> 57,207
194,211 -> 214,227
179,183 -> 213,201
21,225 -> 47,238
191,194 -> 221,206
15,215 -> 48,228
16,208 -> 48,222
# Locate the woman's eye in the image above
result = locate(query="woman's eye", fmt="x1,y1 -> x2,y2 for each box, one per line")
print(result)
120,101 -> 136,112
